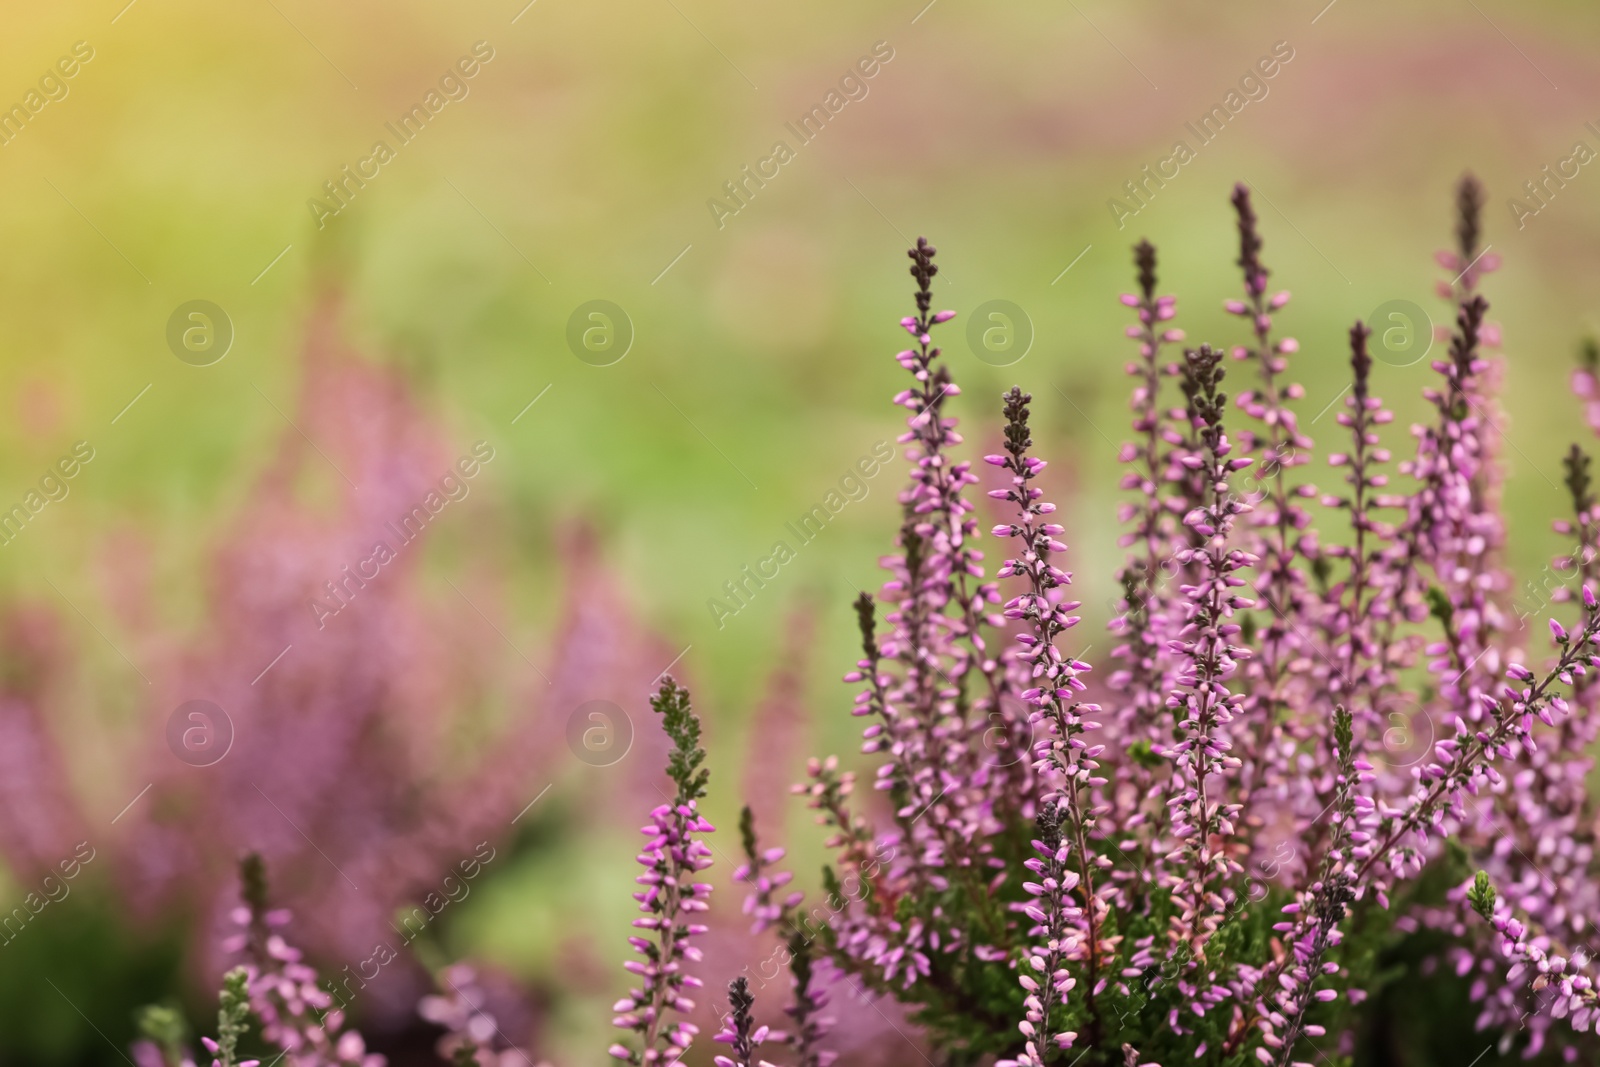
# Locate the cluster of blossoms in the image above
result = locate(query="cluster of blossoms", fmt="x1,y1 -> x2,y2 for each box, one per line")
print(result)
222,855 -> 387,1067
636,176 -> 1600,1067
137,854 -> 388,1067
733,805 -> 804,936
165,175 -> 1600,1067
612,689 -> 838,1067
418,965 -> 531,1066
733,805 -> 835,1067
712,977 -> 781,1067
151,857 -> 554,1067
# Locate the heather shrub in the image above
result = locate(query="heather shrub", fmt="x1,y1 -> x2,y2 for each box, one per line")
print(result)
102,297 -> 665,1020
165,176 -> 1600,1067
602,176 -> 1600,1067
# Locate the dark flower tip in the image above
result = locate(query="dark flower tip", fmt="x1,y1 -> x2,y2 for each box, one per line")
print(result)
1229,184 -> 1267,297
908,237 -> 938,309
1182,344 -> 1227,420
1002,386 -> 1033,460
240,851 -> 268,914
1456,172 -> 1486,260
854,591 -> 878,658
1349,321 -> 1372,395
1564,444 -> 1593,516
1133,239 -> 1157,301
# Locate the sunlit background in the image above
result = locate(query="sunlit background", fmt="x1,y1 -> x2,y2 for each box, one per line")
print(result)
2,0 -> 1599,1062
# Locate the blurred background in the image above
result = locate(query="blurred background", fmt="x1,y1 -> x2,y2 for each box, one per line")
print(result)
1,0 -> 1599,1063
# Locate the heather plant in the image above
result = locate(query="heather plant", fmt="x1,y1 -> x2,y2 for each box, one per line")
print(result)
153,175 -> 1600,1067
418,963 -> 532,1066
593,177 -> 1600,1067
9,298 -> 675,1051
221,853 -> 386,1067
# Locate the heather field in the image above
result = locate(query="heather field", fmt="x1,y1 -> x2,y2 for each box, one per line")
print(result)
4,2 -> 1600,1065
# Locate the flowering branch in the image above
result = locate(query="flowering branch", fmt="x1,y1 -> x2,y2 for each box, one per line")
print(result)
1226,186 -> 1314,850
1164,344 -> 1254,981
202,968 -> 258,1067
713,978 -> 778,1067
734,806 -> 834,1067
987,386 -> 1105,1058
1261,707 -> 1362,1066
1467,872 -> 1600,1033
1112,239 -> 1183,732
611,677 -> 714,1067
223,855 -> 384,1067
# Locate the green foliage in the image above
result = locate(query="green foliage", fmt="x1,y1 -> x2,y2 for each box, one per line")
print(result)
652,676 -> 708,805
814,801 -> 1472,1067
213,967 -> 253,1067
240,852 -> 269,917
1425,585 -> 1453,628
1333,705 -> 1354,763
0,880 -> 187,1066
1126,738 -> 1164,770
135,1003 -> 188,1066
1467,871 -> 1498,922
810,819 -> 1034,1058
1082,883 -> 1284,1066
739,805 -> 758,866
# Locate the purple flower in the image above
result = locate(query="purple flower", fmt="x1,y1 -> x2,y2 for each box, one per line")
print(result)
224,855 -> 384,1067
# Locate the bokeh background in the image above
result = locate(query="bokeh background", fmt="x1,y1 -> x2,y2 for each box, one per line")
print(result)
2,0 -> 1599,1063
